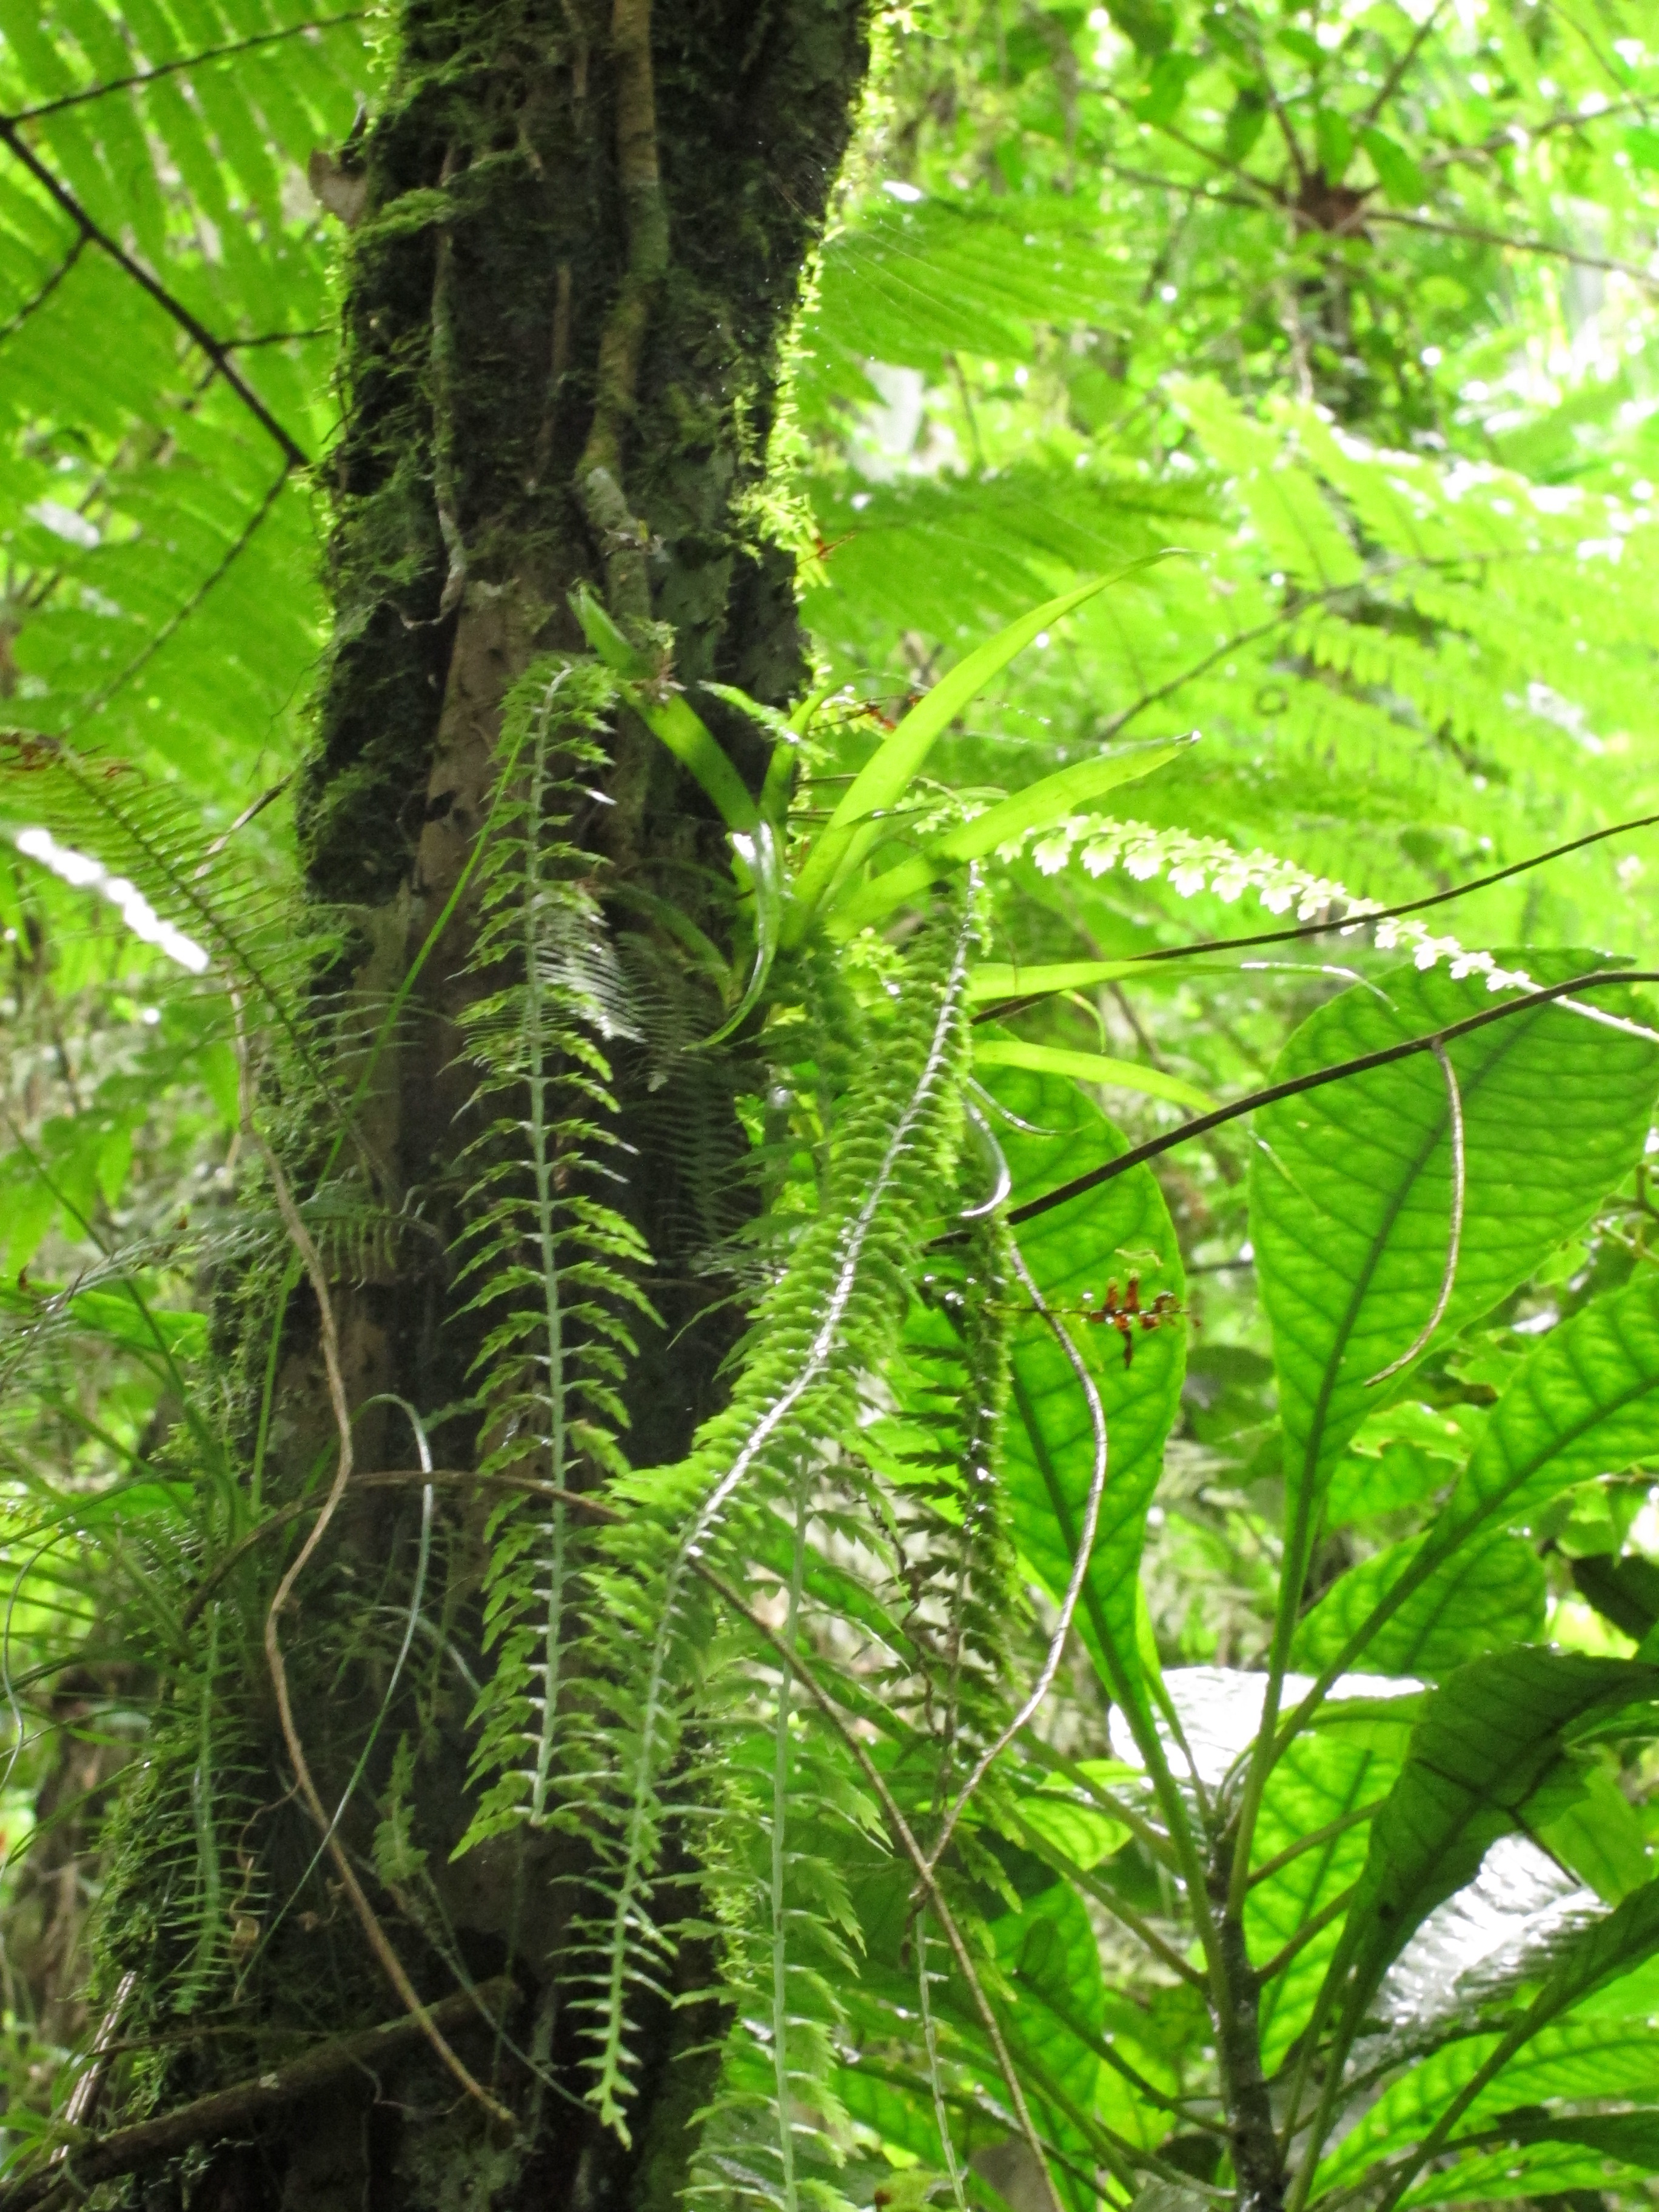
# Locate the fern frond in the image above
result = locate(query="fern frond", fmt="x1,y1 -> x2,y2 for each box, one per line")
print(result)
1,737 -> 324,1051
569,891 -> 979,2134
858,1218 -> 1020,1817
448,659 -> 655,1851
1022,811 -> 1543,991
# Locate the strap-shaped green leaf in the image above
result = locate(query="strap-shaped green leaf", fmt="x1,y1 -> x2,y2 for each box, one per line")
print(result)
973,1037 -> 1216,1113
824,735 -> 1191,935
1251,960 -> 1659,1576
694,819 -> 783,1049
993,1068 -> 1185,1731
572,589 -> 761,833
791,560 -> 1170,922
1290,1532 -> 1544,1680
968,959 -> 1144,1001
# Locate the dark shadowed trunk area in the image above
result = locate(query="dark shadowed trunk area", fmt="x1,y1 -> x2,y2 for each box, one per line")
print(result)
46,5 -> 871,2208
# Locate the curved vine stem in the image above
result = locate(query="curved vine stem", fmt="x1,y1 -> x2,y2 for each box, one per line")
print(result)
1364,1037 -> 1464,1387
232,991 -> 511,2127
925,1234 -> 1107,1875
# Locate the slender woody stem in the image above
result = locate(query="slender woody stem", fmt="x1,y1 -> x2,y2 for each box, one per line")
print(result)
233,997 -> 511,2126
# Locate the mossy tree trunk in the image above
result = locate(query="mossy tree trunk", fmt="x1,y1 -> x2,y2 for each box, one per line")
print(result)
76,5 -> 871,2208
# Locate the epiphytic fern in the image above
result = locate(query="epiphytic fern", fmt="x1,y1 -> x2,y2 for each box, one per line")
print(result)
860,1215 -> 1021,1822
565,892 -> 980,2133
689,1210 -> 1024,2212
450,659 -> 655,1849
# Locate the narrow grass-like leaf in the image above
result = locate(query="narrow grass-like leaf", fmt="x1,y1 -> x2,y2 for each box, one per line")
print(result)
572,589 -> 760,833
791,561 -> 1171,921
825,736 -> 1191,935
974,1037 -> 1216,1113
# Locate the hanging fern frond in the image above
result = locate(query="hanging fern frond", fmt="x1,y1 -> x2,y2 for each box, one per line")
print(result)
562,891 -> 980,2134
691,1695 -> 879,2212
861,1214 -> 1021,1819
450,659 -> 656,1851
689,1209 -> 1023,2212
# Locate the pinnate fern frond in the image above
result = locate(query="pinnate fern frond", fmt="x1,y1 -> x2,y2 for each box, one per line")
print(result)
859,1221 -> 1020,1820
449,660 -> 654,1851
566,893 -> 980,2134
694,1225 -> 1019,2212
1024,811 -> 1541,990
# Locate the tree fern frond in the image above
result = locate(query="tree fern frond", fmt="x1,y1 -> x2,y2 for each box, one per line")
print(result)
0,736 -> 330,1074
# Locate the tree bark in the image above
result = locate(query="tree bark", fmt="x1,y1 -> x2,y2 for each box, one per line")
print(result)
62,5 -> 872,2207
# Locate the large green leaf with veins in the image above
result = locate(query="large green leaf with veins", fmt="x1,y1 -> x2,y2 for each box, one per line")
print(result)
991,1068 -> 1185,1727
1396,2134 -> 1659,2208
1446,1269 -> 1659,1543
1327,1652 -> 1658,2032
1250,960 -> 1659,1561
1315,2022 -> 1659,2196
1249,1718 -> 1411,2072
1359,1879 -> 1659,2209
1290,1531 -> 1544,1680
989,1883 -> 1105,2147
1303,1272 -> 1659,1684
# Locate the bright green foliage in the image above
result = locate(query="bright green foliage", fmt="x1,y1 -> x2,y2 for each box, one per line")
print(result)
1251,959 -> 1659,1637
993,1068 -> 1186,1717
1330,1652 -> 1658,2022
1290,1527 -> 1546,1677
10,2 -> 1659,2210
451,659 -> 657,1845
1245,1711 -> 1412,2071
